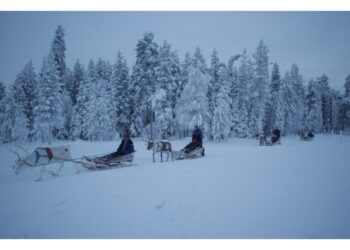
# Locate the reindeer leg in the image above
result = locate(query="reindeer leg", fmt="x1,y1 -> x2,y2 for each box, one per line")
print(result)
74,163 -> 82,174
161,151 -> 163,162
153,153 -> 155,163
36,166 -> 44,182
53,162 -> 64,177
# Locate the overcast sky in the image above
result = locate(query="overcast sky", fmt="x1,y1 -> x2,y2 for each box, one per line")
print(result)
0,11 -> 349,92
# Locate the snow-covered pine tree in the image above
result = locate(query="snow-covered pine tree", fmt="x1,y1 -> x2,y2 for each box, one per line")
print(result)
176,52 -> 193,138
176,65 -> 209,133
34,53 -> 63,143
6,61 -> 37,142
130,32 -> 159,135
0,81 -> 5,103
0,94 -> 14,143
192,47 -> 207,74
342,75 -> 350,130
69,60 -> 85,106
316,74 -> 332,132
178,52 -> 192,101
249,40 -> 270,136
50,25 -> 69,139
270,63 -> 286,134
0,82 -> 6,138
85,59 -> 116,141
152,41 -> 180,138
281,64 -> 305,135
289,64 -> 305,133
345,75 -> 350,98
50,25 -> 66,88
72,60 -> 93,140
112,51 -> 131,136
305,79 -> 323,133
282,71 -> 295,135
329,89 -> 342,132
208,49 -> 221,140
231,49 -> 251,138
212,64 -> 233,141
61,88 -> 73,140
97,58 -> 116,139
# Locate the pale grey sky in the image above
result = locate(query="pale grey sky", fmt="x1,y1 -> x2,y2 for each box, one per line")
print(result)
0,12 -> 349,92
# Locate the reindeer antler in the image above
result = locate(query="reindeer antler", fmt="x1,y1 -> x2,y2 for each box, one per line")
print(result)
15,144 -> 29,155
6,146 -> 22,170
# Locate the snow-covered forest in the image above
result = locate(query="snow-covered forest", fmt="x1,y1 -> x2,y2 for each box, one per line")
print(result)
1,25 -> 350,143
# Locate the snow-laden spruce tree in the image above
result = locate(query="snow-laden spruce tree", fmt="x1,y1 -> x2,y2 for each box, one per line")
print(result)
176,65 -> 209,133
233,49 -> 253,138
68,60 -> 84,107
11,101 -> 29,142
84,59 -> 116,141
282,71 -> 294,134
341,75 -> 350,130
212,64 -> 233,141
305,79 -> 323,133
192,47 -> 207,74
249,40 -> 270,136
329,89 -> 343,132
72,60 -> 92,140
0,82 -> 5,102
207,49 -> 221,140
0,95 -> 15,143
112,51 -> 131,136
316,74 -> 332,132
60,88 -> 73,140
33,53 -> 63,143
152,41 -> 181,138
345,75 -> 350,98
130,32 -> 159,136
50,25 -> 66,87
178,52 -> 192,100
5,61 -> 37,142
0,82 -> 6,140
289,64 -> 305,133
269,64 -> 286,134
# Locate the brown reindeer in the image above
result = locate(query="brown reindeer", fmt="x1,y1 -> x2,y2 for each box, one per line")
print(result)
147,140 -> 173,162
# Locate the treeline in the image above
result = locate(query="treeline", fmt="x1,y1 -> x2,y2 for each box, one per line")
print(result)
1,25 -> 350,143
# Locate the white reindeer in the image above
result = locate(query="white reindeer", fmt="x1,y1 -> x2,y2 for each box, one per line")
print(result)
9,145 -> 72,181
142,126 -> 173,163
146,140 -> 173,162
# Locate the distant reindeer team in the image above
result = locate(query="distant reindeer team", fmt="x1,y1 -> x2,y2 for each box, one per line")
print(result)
143,125 -> 204,162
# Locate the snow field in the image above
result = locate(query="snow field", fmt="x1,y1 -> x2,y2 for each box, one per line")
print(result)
0,134 -> 349,238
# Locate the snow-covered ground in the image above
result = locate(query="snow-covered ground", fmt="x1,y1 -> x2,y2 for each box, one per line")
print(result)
0,135 -> 349,239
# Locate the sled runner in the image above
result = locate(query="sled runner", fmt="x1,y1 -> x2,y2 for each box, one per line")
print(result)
172,147 -> 205,160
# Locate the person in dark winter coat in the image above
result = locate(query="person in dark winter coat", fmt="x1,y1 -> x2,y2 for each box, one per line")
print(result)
183,126 -> 203,153
192,126 -> 203,147
85,133 -> 135,163
271,128 -> 281,144
115,133 -> 135,156
307,131 -> 314,139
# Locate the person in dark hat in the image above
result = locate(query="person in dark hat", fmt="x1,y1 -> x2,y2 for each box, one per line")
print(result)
183,126 -> 203,153
115,133 -> 135,156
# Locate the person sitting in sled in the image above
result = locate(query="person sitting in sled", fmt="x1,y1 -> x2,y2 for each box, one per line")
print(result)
115,133 -> 135,157
86,133 -> 134,163
271,127 -> 281,144
183,126 -> 203,154
307,131 -> 314,139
